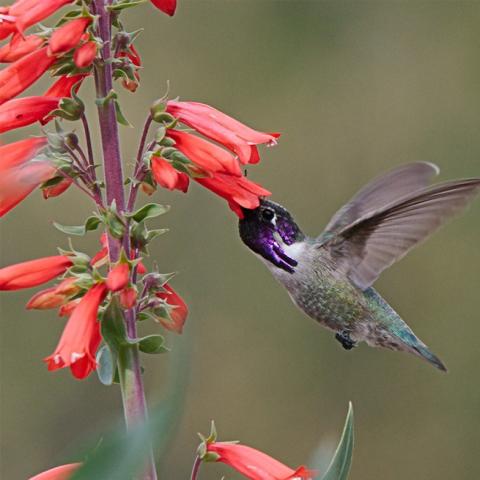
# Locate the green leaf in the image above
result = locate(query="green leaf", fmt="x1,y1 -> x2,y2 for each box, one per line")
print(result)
101,300 -> 129,355
53,216 -> 101,236
96,344 -> 116,386
127,203 -> 170,222
114,99 -> 132,127
321,402 -> 354,480
147,228 -> 169,242
108,0 -> 147,11
105,211 -> 125,240
137,335 -> 168,354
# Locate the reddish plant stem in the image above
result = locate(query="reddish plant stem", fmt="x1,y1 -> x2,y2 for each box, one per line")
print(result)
80,113 -> 103,203
92,2 -> 157,479
190,456 -> 202,480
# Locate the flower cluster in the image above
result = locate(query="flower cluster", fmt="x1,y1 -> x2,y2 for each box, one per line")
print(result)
146,100 -> 279,217
0,238 -> 188,379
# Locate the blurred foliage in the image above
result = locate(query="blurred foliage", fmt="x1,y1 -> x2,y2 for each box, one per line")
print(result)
2,1 -> 480,479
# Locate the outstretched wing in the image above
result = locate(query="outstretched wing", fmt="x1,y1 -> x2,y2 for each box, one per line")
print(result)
319,177 -> 480,291
319,162 -> 440,242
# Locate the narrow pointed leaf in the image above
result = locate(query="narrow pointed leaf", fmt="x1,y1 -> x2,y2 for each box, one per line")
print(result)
127,203 -> 170,222
321,402 -> 354,480
53,216 -> 101,236
137,334 -> 168,354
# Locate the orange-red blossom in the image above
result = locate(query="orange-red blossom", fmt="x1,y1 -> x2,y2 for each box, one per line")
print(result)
44,283 -> 108,379
207,442 -> 315,480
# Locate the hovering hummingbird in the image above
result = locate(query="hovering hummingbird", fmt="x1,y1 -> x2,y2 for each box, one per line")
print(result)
239,163 -> 480,371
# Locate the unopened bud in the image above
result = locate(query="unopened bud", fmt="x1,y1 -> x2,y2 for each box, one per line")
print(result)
106,263 -> 130,292
119,286 -> 138,309
26,288 -> 65,310
141,181 -> 156,196
65,133 -> 79,149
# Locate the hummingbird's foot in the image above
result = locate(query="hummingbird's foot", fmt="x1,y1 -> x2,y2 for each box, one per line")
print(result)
335,331 -> 357,350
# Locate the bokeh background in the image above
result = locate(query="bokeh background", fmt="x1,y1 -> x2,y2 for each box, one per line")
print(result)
2,1 -> 480,478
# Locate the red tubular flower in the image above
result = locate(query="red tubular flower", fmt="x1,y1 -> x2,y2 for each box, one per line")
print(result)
44,73 -> 88,98
168,129 -> 241,176
151,155 -> 190,192
0,160 -> 56,216
48,17 -> 91,55
207,443 -> 315,480
26,277 -> 79,309
0,255 -> 73,290
0,47 -> 55,105
73,40 -> 96,68
27,287 -> 66,309
10,0 -> 75,35
0,13 -> 16,41
156,284 -> 188,334
29,463 -> 80,480
150,0 -> 176,16
166,101 -> 280,164
0,137 -> 57,216
0,96 -> 60,133
44,283 -> 107,379
0,33 -> 44,62
42,177 -> 73,199
196,173 -> 271,218
0,137 -> 47,169
106,263 -> 130,292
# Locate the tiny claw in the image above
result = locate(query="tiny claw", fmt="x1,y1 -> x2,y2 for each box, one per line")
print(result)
335,331 -> 356,350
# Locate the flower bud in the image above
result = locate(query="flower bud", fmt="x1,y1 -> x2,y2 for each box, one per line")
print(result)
26,287 -> 65,310
119,286 -> 138,309
42,177 -> 72,199
141,181 -> 156,196
106,263 -> 130,292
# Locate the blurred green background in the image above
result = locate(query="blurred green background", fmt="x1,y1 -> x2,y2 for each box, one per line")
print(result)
2,1 -> 480,478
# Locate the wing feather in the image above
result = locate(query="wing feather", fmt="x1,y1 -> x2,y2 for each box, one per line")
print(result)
323,178 -> 480,290
320,162 -> 440,240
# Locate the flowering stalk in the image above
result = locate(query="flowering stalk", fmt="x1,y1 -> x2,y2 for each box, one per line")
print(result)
92,1 -> 156,479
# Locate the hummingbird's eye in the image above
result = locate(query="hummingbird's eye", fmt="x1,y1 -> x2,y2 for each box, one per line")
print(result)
261,208 -> 275,222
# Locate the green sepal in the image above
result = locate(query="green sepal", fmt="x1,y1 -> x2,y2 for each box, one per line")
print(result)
53,215 -> 102,236
154,126 -> 166,143
96,344 -> 117,386
159,136 -> 175,147
202,452 -> 220,463
206,420 -> 217,443
137,335 -> 168,354
41,175 -> 66,188
159,146 -> 176,159
321,402 -> 354,480
127,203 -> 170,222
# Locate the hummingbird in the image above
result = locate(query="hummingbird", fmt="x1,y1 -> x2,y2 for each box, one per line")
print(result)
239,163 -> 480,371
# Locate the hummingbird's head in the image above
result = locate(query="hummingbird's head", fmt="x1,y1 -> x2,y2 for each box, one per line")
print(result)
238,199 -> 305,274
